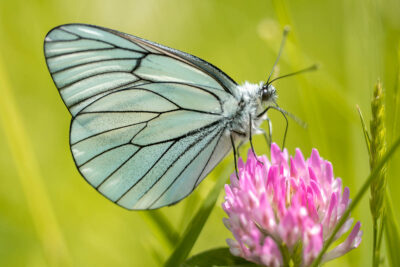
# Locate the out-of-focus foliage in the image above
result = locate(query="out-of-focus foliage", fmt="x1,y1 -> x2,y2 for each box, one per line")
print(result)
182,248 -> 257,267
0,0 -> 399,266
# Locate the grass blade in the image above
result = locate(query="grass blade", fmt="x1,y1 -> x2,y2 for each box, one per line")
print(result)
164,170 -> 230,267
182,247 -> 258,267
384,44 -> 400,267
390,44 -> 400,142
356,105 -> 371,156
385,193 -> 400,267
310,135 -> 400,267
0,57 -> 71,265
140,210 -> 179,250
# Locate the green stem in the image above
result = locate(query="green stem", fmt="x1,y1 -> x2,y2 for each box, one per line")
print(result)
377,214 -> 386,265
310,135 -> 400,267
278,243 -> 291,267
373,220 -> 378,267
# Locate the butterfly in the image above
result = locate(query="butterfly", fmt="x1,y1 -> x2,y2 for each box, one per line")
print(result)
44,23 -> 299,210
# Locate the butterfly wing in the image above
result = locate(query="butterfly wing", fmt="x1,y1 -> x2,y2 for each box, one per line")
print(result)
44,24 -> 237,209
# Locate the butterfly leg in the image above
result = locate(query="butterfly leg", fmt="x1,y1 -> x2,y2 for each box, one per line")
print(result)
231,130 -> 247,158
230,133 -> 239,178
257,105 -> 289,149
236,140 -> 245,158
256,107 -> 272,151
258,128 -> 271,153
272,106 -> 289,149
265,117 -> 272,148
249,115 -> 263,165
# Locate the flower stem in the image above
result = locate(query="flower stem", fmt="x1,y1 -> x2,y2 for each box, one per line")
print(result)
377,213 -> 385,258
373,222 -> 379,267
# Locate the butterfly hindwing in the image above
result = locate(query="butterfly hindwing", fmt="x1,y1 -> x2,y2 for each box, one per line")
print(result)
44,24 -> 237,209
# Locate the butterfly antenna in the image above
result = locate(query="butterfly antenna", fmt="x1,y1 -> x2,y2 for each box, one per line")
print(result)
266,26 -> 290,85
268,64 -> 319,84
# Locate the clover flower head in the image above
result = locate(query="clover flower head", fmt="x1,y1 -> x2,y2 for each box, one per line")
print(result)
222,143 -> 362,266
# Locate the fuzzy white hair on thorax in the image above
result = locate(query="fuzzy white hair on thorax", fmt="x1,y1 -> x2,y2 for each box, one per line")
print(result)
225,81 -> 266,136
236,81 -> 264,102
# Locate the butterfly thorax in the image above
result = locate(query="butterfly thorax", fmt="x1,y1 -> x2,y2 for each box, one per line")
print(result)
226,81 -> 275,139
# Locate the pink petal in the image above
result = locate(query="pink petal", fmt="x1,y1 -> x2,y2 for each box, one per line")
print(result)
310,149 -> 322,174
324,161 -> 334,185
222,144 -> 362,266
294,148 -> 306,169
261,237 -> 282,267
322,222 -> 363,263
290,156 -> 298,177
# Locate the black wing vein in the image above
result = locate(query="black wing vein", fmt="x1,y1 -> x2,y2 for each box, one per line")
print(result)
148,129 -> 223,208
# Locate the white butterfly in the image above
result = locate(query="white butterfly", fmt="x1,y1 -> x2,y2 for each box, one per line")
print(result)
44,24 -> 294,210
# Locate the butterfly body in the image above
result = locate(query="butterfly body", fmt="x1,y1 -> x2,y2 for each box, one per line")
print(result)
44,24 -> 276,210
226,82 -> 276,139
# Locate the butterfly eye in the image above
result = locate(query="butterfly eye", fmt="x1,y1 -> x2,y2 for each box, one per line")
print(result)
261,85 -> 275,103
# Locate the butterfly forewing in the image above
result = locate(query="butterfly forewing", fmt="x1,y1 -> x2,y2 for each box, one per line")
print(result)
44,24 -> 237,209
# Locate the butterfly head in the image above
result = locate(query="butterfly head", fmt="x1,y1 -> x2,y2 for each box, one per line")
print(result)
260,83 -> 277,104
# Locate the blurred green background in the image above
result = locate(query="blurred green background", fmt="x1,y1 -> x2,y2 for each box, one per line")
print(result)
0,0 -> 399,266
